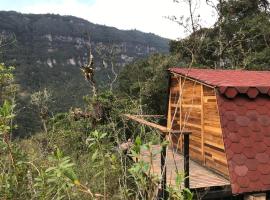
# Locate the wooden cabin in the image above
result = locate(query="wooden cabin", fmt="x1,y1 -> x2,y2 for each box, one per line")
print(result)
126,67 -> 270,199
168,68 -> 270,197
168,68 -> 229,178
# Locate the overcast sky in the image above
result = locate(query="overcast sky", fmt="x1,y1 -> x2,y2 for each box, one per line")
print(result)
1,0 -> 217,39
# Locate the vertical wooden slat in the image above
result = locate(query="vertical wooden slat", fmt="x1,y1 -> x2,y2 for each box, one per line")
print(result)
179,76 -> 183,152
167,84 -> 172,130
201,84 -> 205,164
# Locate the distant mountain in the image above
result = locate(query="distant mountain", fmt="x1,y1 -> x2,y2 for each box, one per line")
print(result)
0,11 -> 169,135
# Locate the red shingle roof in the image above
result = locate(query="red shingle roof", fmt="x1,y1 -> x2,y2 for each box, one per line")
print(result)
218,96 -> 270,194
169,68 -> 270,99
170,67 -> 270,194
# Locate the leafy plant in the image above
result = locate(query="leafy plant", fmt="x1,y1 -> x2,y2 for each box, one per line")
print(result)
129,138 -> 162,199
0,100 -> 15,135
33,148 -> 79,200
167,173 -> 193,200
86,130 -> 119,198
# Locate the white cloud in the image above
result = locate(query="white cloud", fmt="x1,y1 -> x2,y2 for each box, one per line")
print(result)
21,0 -> 217,39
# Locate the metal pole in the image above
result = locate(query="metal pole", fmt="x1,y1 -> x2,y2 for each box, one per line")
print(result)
183,132 -> 190,189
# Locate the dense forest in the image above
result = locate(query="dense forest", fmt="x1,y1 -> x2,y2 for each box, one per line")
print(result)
1,0 -> 270,199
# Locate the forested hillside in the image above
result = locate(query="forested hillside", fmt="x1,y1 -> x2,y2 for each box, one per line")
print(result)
0,11 -> 169,135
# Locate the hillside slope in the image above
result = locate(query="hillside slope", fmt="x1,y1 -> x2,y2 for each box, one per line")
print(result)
0,11 -> 169,135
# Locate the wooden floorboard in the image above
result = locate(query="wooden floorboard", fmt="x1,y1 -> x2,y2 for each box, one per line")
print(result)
140,145 -> 230,189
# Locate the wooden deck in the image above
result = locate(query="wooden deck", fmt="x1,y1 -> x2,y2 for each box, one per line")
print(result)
140,145 -> 230,189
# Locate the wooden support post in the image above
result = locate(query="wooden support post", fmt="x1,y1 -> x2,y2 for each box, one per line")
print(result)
158,71 -> 172,200
183,132 -> 191,189
266,192 -> 270,200
160,134 -> 167,200
159,116 -> 168,200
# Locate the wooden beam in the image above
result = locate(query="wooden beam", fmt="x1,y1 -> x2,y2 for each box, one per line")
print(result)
124,114 -> 168,133
132,115 -> 165,118
182,104 -> 202,108
170,72 -> 215,89
124,114 -> 191,135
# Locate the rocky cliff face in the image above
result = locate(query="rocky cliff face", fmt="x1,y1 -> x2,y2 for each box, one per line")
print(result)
0,11 -> 169,135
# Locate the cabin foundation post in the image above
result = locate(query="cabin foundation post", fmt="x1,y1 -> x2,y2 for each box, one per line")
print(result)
266,192 -> 270,199
183,131 -> 191,189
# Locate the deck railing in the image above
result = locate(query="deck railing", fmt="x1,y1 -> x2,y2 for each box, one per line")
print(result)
123,114 -> 191,199
160,131 -> 191,200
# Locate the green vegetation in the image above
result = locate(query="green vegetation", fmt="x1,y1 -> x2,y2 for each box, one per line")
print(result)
0,11 -> 169,136
1,0 -> 270,199
170,0 -> 270,69
0,63 -> 190,199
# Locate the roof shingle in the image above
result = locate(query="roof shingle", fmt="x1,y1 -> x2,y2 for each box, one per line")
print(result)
169,68 -> 270,98
218,94 -> 270,194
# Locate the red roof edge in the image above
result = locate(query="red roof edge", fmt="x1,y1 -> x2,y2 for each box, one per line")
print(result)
169,67 -> 270,99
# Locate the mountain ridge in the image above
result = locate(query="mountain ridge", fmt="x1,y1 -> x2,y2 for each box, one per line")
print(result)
0,11 -> 169,135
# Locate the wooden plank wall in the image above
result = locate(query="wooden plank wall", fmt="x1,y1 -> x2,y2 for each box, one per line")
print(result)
167,74 -> 229,178
203,86 -> 229,177
168,75 -> 182,150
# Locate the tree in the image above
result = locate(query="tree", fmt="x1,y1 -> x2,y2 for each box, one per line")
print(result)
170,0 -> 270,70
216,0 -> 270,69
30,88 -> 52,134
118,53 -> 181,115
96,43 -> 121,92
168,0 -> 207,67
0,63 -> 16,104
